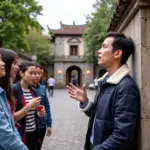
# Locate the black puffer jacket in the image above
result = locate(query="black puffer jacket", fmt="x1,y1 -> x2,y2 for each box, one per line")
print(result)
79,65 -> 140,150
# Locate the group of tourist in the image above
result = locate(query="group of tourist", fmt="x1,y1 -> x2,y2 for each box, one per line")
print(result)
0,31 -> 140,150
0,48 -> 52,150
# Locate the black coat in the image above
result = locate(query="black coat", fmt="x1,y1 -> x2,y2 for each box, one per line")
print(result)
83,74 -> 140,150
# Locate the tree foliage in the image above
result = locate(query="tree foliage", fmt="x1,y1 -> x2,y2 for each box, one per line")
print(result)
0,0 -> 42,51
26,30 -> 54,66
84,0 -> 117,62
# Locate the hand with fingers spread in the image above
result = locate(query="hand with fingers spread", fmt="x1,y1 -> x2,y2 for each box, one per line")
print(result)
66,83 -> 88,103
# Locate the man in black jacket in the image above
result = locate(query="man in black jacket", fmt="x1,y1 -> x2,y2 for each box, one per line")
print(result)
66,32 -> 140,150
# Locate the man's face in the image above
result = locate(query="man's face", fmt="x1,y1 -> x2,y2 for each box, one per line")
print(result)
97,37 -> 120,68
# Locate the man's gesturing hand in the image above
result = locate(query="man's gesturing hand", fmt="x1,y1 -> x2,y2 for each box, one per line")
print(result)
66,83 -> 88,103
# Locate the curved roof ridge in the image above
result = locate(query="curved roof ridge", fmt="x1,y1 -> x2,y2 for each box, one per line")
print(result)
48,22 -> 86,35
61,23 -> 86,27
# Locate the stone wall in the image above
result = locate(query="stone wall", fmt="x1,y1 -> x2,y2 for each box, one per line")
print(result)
46,65 -> 54,78
55,36 -> 84,56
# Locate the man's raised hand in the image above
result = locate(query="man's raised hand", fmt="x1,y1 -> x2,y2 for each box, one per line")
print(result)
66,83 -> 88,103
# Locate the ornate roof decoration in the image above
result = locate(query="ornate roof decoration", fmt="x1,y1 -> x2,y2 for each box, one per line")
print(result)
48,21 -> 86,35
67,37 -> 81,43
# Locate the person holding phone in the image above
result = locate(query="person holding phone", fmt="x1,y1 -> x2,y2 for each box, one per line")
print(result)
12,62 -> 45,150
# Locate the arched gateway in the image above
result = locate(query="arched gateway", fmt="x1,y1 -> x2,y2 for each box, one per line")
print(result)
66,66 -> 82,87
48,21 -> 93,88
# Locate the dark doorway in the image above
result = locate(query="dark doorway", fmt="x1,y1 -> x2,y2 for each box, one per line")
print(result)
66,66 -> 82,87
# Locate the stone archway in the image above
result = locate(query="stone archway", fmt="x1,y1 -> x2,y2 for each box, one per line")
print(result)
66,66 -> 82,87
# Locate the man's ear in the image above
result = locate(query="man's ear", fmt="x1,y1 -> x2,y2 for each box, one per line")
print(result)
114,49 -> 122,59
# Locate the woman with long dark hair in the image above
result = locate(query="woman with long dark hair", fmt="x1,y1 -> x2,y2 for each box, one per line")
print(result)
0,49 -> 28,149
0,49 -> 39,122
0,48 -> 18,111
0,48 -> 42,150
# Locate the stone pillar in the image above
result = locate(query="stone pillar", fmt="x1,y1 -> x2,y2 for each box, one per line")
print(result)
139,8 -> 150,150
54,63 -> 64,88
123,7 -> 150,150
109,0 -> 150,149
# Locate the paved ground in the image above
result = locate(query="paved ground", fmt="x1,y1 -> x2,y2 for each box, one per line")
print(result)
41,89 -> 95,150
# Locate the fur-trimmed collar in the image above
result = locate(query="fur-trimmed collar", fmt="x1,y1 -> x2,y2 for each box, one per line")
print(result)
98,64 -> 130,85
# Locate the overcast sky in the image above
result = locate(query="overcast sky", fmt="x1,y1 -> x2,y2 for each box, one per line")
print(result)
37,0 -> 95,31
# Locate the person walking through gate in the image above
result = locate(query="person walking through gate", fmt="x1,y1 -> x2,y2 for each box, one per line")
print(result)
71,76 -> 77,86
48,75 -> 55,96
66,32 -> 140,150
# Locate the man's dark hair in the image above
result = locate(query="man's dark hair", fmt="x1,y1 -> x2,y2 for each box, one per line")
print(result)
106,32 -> 135,65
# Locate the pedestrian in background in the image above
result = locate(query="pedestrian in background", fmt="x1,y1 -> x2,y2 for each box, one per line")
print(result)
48,75 -> 55,96
72,76 -> 77,86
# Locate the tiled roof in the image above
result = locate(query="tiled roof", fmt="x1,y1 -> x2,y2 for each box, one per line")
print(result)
49,22 -> 86,35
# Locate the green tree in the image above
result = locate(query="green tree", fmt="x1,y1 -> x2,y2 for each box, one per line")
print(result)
26,30 -> 54,66
0,0 -> 42,51
84,0 -> 116,62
